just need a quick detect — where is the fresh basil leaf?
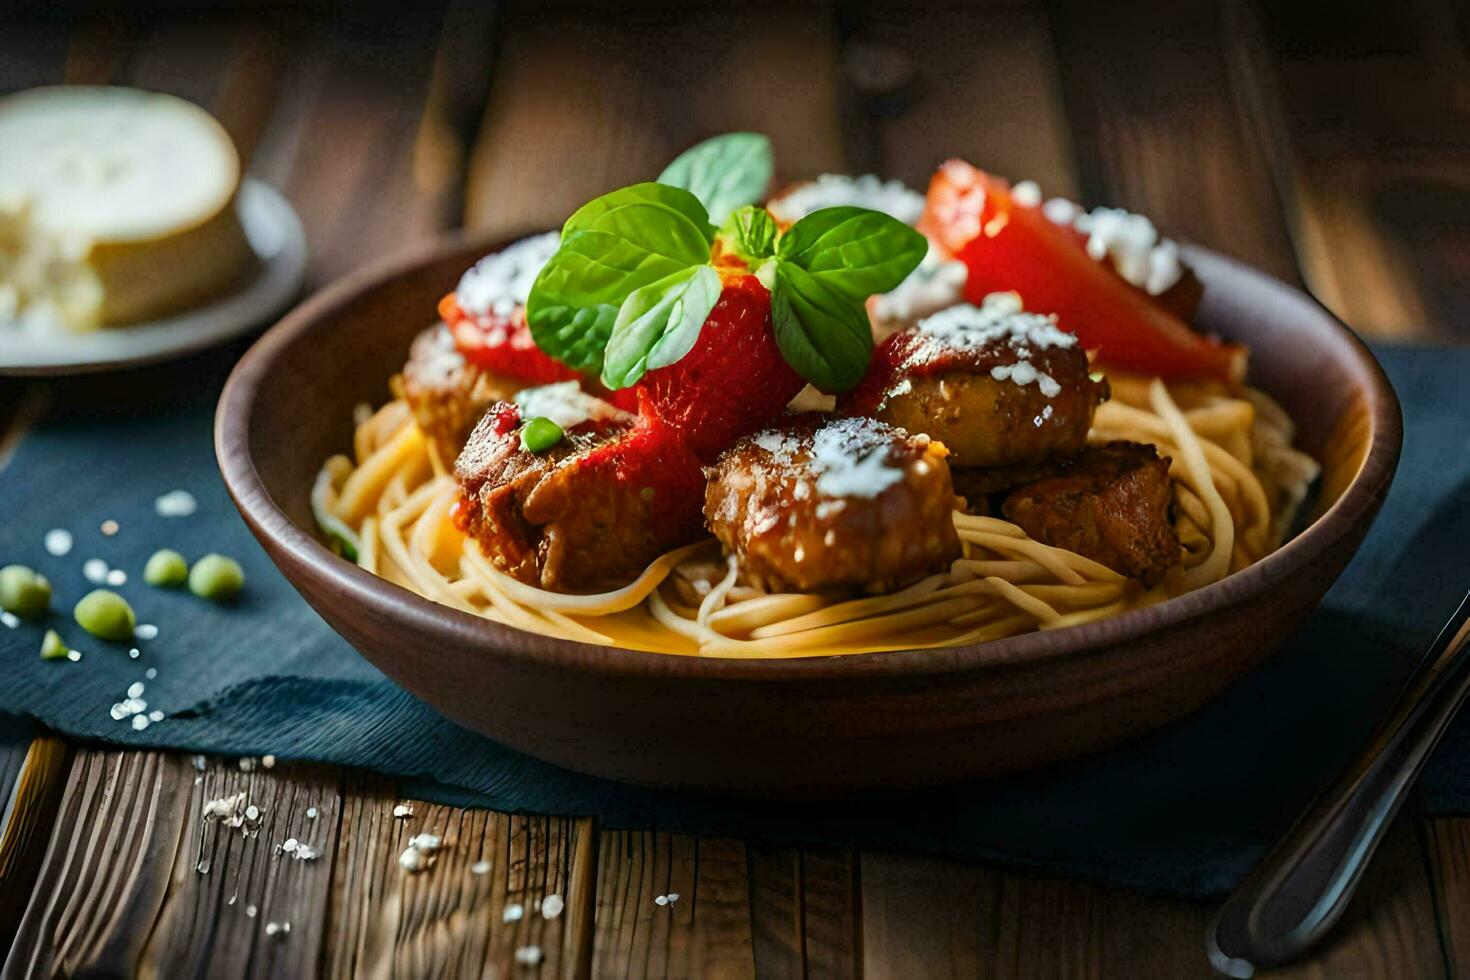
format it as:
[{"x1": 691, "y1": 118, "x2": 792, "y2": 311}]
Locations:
[
  {"x1": 720, "y1": 205, "x2": 778, "y2": 264},
  {"x1": 771, "y1": 261, "x2": 873, "y2": 392},
  {"x1": 776, "y1": 206, "x2": 927, "y2": 298},
  {"x1": 657, "y1": 133, "x2": 773, "y2": 224},
  {"x1": 526, "y1": 228, "x2": 691, "y2": 373},
  {"x1": 563, "y1": 182, "x2": 713, "y2": 245},
  {"x1": 602, "y1": 265, "x2": 722, "y2": 389}
]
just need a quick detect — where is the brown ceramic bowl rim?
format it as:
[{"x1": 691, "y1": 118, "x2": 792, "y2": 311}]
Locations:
[{"x1": 216, "y1": 230, "x2": 1403, "y2": 683}]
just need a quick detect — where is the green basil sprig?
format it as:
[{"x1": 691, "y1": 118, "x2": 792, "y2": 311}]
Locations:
[
  {"x1": 657, "y1": 133, "x2": 773, "y2": 224},
  {"x1": 527, "y1": 185, "x2": 925, "y2": 393},
  {"x1": 527, "y1": 183, "x2": 714, "y2": 375}
]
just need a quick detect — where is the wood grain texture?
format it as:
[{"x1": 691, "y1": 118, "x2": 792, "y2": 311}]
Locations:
[
  {"x1": 747, "y1": 844, "x2": 860, "y2": 979},
  {"x1": 0, "y1": 731, "x2": 68, "y2": 954},
  {"x1": 844, "y1": 0, "x2": 1081, "y2": 199},
  {"x1": 1424, "y1": 817, "x2": 1470, "y2": 976},
  {"x1": 1048, "y1": 0, "x2": 1299, "y2": 283},
  {"x1": 464, "y1": 1, "x2": 847, "y2": 236},
  {"x1": 326, "y1": 774, "x2": 597, "y2": 979},
  {"x1": 593, "y1": 831, "x2": 754, "y2": 978},
  {"x1": 1221, "y1": 0, "x2": 1470, "y2": 341},
  {"x1": 2, "y1": 750, "x2": 340, "y2": 979}
]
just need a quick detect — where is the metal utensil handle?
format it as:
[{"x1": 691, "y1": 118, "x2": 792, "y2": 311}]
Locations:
[{"x1": 1208, "y1": 592, "x2": 1470, "y2": 976}]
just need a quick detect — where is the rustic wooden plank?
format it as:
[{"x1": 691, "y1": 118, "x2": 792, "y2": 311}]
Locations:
[
  {"x1": 2, "y1": 750, "x2": 340, "y2": 979},
  {"x1": 1423, "y1": 817, "x2": 1470, "y2": 976},
  {"x1": 1259, "y1": 819, "x2": 1446, "y2": 979},
  {"x1": 592, "y1": 831, "x2": 754, "y2": 979},
  {"x1": 137, "y1": 756, "x2": 342, "y2": 979},
  {"x1": 1221, "y1": 0, "x2": 1469, "y2": 340},
  {"x1": 0, "y1": 731, "x2": 69, "y2": 954},
  {"x1": 860, "y1": 851, "x2": 1223, "y2": 978},
  {"x1": 845, "y1": 0, "x2": 1080, "y2": 198},
  {"x1": 746, "y1": 844, "x2": 861, "y2": 978},
  {"x1": 249, "y1": 7, "x2": 456, "y2": 285},
  {"x1": 1047, "y1": 0, "x2": 1300, "y2": 283},
  {"x1": 3, "y1": 750, "x2": 192, "y2": 978},
  {"x1": 860, "y1": 853, "x2": 993, "y2": 979},
  {"x1": 464, "y1": 2, "x2": 847, "y2": 236},
  {"x1": 123, "y1": 10, "x2": 287, "y2": 168},
  {"x1": 326, "y1": 774, "x2": 597, "y2": 978}
]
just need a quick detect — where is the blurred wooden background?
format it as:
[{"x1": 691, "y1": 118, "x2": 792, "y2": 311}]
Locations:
[{"x1": 1, "y1": 0, "x2": 1468, "y2": 975}]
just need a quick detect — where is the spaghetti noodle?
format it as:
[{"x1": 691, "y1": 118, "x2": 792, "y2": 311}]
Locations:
[{"x1": 315, "y1": 375, "x2": 1317, "y2": 658}]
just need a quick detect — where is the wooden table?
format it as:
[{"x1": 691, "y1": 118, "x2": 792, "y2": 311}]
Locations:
[{"x1": 2, "y1": 2, "x2": 1468, "y2": 975}]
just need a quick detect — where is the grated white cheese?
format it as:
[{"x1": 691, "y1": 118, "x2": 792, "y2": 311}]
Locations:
[
  {"x1": 455, "y1": 231, "x2": 560, "y2": 318},
  {"x1": 869, "y1": 243, "x2": 969, "y2": 329},
  {"x1": 1026, "y1": 187, "x2": 1183, "y2": 296},
  {"x1": 910, "y1": 293, "x2": 1076, "y2": 399},
  {"x1": 513, "y1": 381, "x2": 625, "y2": 430},
  {"x1": 768, "y1": 173, "x2": 925, "y2": 225},
  {"x1": 810, "y1": 417, "x2": 906, "y2": 499},
  {"x1": 415, "y1": 324, "x2": 467, "y2": 383},
  {"x1": 1010, "y1": 179, "x2": 1042, "y2": 207}
]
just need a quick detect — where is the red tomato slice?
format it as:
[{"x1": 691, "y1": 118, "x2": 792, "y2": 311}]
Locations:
[
  {"x1": 438, "y1": 294, "x2": 584, "y2": 387},
  {"x1": 920, "y1": 161, "x2": 1245, "y2": 382}
]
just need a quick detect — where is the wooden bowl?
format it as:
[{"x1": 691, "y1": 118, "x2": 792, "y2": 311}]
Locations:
[{"x1": 216, "y1": 232, "x2": 1401, "y2": 793}]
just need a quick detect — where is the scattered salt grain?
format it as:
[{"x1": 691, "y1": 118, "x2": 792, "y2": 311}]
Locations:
[
  {"x1": 245, "y1": 904, "x2": 258, "y2": 918},
  {"x1": 127, "y1": 681, "x2": 145, "y2": 699},
  {"x1": 203, "y1": 793, "x2": 245, "y2": 820},
  {"x1": 502, "y1": 903, "x2": 525, "y2": 922},
  {"x1": 306, "y1": 807, "x2": 318, "y2": 819},
  {"x1": 514, "y1": 945, "x2": 544, "y2": 966},
  {"x1": 136, "y1": 623, "x2": 158, "y2": 640},
  {"x1": 129, "y1": 648, "x2": 141, "y2": 659},
  {"x1": 409, "y1": 833, "x2": 442, "y2": 852},
  {"x1": 106, "y1": 569, "x2": 126, "y2": 587},
  {"x1": 261, "y1": 755, "x2": 276, "y2": 769},
  {"x1": 239, "y1": 757, "x2": 257, "y2": 772},
  {"x1": 148, "y1": 710, "x2": 163, "y2": 722},
  {"x1": 192, "y1": 755, "x2": 207, "y2": 771},
  {"x1": 1, "y1": 612, "x2": 17, "y2": 629},
  {"x1": 540, "y1": 894, "x2": 564, "y2": 919},
  {"x1": 145, "y1": 667, "x2": 157, "y2": 679},
  {"x1": 100, "y1": 519, "x2": 119, "y2": 536},
  {"x1": 282, "y1": 838, "x2": 299, "y2": 854},
  {"x1": 44, "y1": 528, "x2": 73, "y2": 556},
  {"x1": 66, "y1": 650, "x2": 81, "y2": 662},
  {"x1": 471, "y1": 860, "x2": 491, "y2": 875},
  {"x1": 155, "y1": 490, "x2": 198, "y2": 518},
  {"x1": 295, "y1": 844, "x2": 320, "y2": 861},
  {"x1": 392, "y1": 804, "x2": 412, "y2": 818},
  {"x1": 654, "y1": 894, "x2": 669, "y2": 907},
  {"x1": 264, "y1": 921, "x2": 290, "y2": 937},
  {"x1": 82, "y1": 558, "x2": 109, "y2": 584},
  {"x1": 131, "y1": 715, "x2": 149, "y2": 731},
  {"x1": 245, "y1": 805, "x2": 260, "y2": 821}
]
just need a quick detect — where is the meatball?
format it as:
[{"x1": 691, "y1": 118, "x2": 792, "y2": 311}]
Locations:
[
  {"x1": 1001, "y1": 441, "x2": 1180, "y2": 582},
  {"x1": 395, "y1": 324, "x2": 521, "y2": 465},
  {"x1": 455, "y1": 405, "x2": 706, "y2": 593},
  {"x1": 841, "y1": 293, "x2": 1109, "y2": 469},
  {"x1": 704, "y1": 415, "x2": 961, "y2": 594}
]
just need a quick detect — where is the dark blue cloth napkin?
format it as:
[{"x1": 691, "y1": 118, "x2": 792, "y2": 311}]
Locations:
[{"x1": 1, "y1": 345, "x2": 1466, "y2": 899}]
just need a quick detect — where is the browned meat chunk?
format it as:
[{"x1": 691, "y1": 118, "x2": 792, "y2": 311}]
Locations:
[
  {"x1": 705, "y1": 415, "x2": 961, "y2": 594},
  {"x1": 395, "y1": 324, "x2": 521, "y2": 465},
  {"x1": 1001, "y1": 441, "x2": 1180, "y2": 582},
  {"x1": 455, "y1": 405, "x2": 706, "y2": 593},
  {"x1": 843, "y1": 295, "x2": 1110, "y2": 469}
]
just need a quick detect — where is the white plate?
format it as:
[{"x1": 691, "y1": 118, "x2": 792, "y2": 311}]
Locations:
[{"x1": 0, "y1": 179, "x2": 308, "y2": 376}]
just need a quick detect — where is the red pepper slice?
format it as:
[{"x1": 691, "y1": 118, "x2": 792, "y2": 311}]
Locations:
[{"x1": 919, "y1": 161, "x2": 1245, "y2": 382}]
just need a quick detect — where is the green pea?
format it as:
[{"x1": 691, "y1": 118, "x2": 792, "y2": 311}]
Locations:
[
  {"x1": 144, "y1": 549, "x2": 190, "y2": 588},
  {"x1": 39, "y1": 629, "x2": 68, "y2": 660},
  {"x1": 73, "y1": 589, "x2": 135, "y2": 641},
  {"x1": 519, "y1": 416, "x2": 564, "y2": 454},
  {"x1": 189, "y1": 554, "x2": 244, "y2": 601},
  {"x1": 0, "y1": 565, "x2": 51, "y2": 620}
]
